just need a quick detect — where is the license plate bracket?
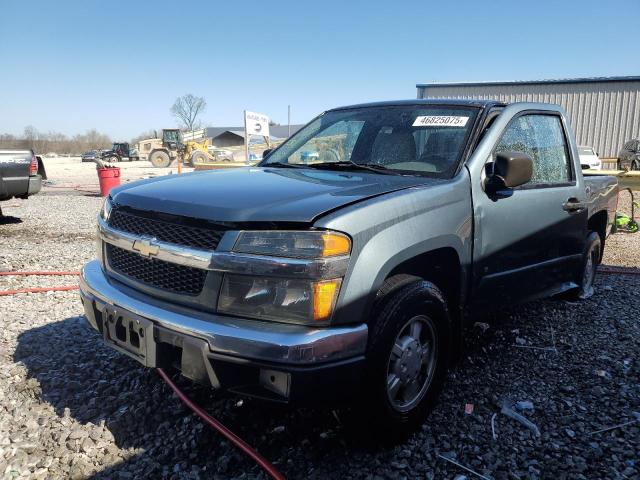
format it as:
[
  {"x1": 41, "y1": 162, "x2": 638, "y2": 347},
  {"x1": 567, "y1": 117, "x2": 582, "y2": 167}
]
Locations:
[{"x1": 102, "y1": 305, "x2": 156, "y2": 367}]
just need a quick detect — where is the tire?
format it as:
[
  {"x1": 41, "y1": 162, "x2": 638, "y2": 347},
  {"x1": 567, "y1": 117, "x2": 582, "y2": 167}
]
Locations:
[
  {"x1": 149, "y1": 150, "x2": 171, "y2": 168},
  {"x1": 357, "y1": 279, "x2": 450, "y2": 441},
  {"x1": 631, "y1": 160, "x2": 640, "y2": 171},
  {"x1": 190, "y1": 151, "x2": 208, "y2": 166},
  {"x1": 565, "y1": 231, "x2": 601, "y2": 300},
  {"x1": 108, "y1": 155, "x2": 118, "y2": 163}
]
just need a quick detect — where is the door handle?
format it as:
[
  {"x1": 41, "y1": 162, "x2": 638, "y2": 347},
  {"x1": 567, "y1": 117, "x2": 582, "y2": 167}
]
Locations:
[{"x1": 562, "y1": 198, "x2": 586, "y2": 214}]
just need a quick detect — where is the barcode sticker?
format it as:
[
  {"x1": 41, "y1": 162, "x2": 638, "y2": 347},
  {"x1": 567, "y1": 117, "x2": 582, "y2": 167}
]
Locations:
[{"x1": 413, "y1": 116, "x2": 469, "y2": 127}]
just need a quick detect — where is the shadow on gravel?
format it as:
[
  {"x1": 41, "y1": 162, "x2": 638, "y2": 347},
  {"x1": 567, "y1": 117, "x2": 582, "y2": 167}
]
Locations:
[
  {"x1": 13, "y1": 276, "x2": 640, "y2": 478},
  {"x1": 0, "y1": 214, "x2": 23, "y2": 224},
  {"x1": 14, "y1": 315, "x2": 384, "y2": 478}
]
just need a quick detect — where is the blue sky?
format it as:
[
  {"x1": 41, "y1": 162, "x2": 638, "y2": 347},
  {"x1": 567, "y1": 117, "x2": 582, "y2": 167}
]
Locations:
[{"x1": 1, "y1": 0, "x2": 637, "y2": 140}]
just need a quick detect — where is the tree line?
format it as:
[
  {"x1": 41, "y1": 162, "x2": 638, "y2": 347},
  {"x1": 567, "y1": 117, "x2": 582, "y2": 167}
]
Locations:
[
  {"x1": 0, "y1": 126, "x2": 112, "y2": 154},
  {"x1": 0, "y1": 95, "x2": 210, "y2": 154}
]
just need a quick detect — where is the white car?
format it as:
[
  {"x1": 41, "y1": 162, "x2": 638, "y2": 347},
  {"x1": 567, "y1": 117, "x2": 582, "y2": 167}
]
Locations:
[{"x1": 577, "y1": 146, "x2": 601, "y2": 170}]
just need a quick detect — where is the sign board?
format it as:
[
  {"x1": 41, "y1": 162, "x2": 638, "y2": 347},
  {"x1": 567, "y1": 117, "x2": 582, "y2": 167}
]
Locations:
[
  {"x1": 243, "y1": 110, "x2": 271, "y2": 165},
  {"x1": 244, "y1": 111, "x2": 270, "y2": 137}
]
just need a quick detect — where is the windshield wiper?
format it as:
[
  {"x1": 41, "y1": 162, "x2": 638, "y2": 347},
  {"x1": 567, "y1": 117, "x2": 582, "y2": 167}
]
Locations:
[
  {"x1": 305, "y1": 161, "x2": 404, "y2": 176},
  {"x1": 265, "y1": 162, "x2": 308, "y2": 169}
]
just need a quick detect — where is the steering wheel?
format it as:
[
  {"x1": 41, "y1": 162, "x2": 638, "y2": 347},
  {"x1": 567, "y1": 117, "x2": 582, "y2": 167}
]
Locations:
[
  {"x1": 419, "y1": 154, "x2": 449, "y2": 171},
  {"x1": 320, "y1": 149, "x2": 341, "y2": 162}
]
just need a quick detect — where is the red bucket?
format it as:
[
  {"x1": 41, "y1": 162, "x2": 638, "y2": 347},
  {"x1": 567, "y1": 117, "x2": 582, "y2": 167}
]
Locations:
[{"x1": 97, "y1": 167, "x2": 121, "y2": 196}]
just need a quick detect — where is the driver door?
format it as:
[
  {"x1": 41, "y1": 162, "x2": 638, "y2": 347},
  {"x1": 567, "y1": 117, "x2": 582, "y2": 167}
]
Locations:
[{"x1": 472, "y1": 112, "x2": 587, "y2": 307}]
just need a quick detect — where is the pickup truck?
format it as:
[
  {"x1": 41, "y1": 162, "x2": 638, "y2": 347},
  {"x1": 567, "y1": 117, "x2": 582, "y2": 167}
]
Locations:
[
  {"x1": 80, "y1": 100, "x2": 618, "y2": 437},
  {"x1": 0, "y1": 150, "x2": 46, "y2": 216}
]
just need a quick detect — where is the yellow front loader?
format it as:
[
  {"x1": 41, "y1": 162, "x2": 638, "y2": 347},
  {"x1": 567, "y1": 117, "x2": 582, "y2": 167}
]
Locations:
[{"x1": 183, "y1": 138, "x2": 214, "y2": 166}]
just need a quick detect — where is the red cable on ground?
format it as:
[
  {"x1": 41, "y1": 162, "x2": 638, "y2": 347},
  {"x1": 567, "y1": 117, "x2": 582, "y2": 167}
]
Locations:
[
  {"x1": 598, "y1": 266, "x2": 640, "y2": 275},
  {"x1": 0, "y1": 285, "x2": 79, "y2": 296},
  {"x1": 0, "y1": 271, "x2": 80, "y2": 276},
  {"x1": 156, "y1": 368, "x2": 286, "y2": 480},
  {"x1": 0, "y1": 271, "x2": 80, "y2": 296}
]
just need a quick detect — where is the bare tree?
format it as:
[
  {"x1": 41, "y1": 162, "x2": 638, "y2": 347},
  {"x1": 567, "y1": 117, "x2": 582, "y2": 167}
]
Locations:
[
  {"x1": 130, "y1": 129, "x2": 158, "y2": 145},
  {"x1": 171, "y1": 94, "x2": 206, "y2": 132},
  {"x1": 24, "y1": 125, "x2": 38, "y2": 150}
]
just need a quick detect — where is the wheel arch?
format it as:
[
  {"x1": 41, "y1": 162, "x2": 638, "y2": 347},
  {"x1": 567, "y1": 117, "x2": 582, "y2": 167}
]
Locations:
[
  {"x1": 339, "y1": 239, "x2": 467, "y2": 362},
  {"x1": 588, "y1": 210, "x2": 608, "y2": 262}
]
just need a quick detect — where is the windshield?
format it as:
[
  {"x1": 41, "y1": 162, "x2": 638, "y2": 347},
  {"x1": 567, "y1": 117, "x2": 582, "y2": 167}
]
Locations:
[
  {"x1": 578, "y1": 146, "x2": 595, "y2": 155},
  {"x1": 261, "y1": 105, "x2": 479, "y2": 177}
]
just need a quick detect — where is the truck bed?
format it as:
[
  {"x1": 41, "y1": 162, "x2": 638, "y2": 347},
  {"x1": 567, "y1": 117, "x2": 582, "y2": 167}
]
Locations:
[{"x1": 0, "y1": 150, "x2": 44, "y2": 202}]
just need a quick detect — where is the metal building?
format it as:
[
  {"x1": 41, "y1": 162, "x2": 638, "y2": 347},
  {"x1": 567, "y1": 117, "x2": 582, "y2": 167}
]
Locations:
[{"x1": 416, "y1": 76, "x2": 640, "y2": 158}]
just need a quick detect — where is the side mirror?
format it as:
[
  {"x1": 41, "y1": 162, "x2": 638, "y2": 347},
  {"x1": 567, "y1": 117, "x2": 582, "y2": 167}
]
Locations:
[
  {"x1": 485, "y1": 151, "x2": 533, "y2": 194},
  {"x1": 262, "y1": 148, "x2": 273, "y2": 159}
]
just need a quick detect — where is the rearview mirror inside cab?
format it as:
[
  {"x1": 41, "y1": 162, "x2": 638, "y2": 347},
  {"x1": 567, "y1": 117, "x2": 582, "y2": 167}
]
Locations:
[{"x1": 484, "y1": 151, "x2": 533, "y2": 195}]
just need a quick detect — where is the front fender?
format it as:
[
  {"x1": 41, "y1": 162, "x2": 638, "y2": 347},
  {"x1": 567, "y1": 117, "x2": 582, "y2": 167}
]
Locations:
[{"x1": 316, "y1": 172, "x2": 473, "y2": 325}]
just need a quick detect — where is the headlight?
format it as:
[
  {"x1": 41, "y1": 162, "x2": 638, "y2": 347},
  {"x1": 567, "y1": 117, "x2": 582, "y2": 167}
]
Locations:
[
  {"x1": 233, "y1": 230, "x2": 351, "y2": 258},
  {"x1": 218, "y1": 274, "x2": 341, "y2": 325},
  {"x1": 100, "y1": 196, "x2": 112, "y2": 221}
]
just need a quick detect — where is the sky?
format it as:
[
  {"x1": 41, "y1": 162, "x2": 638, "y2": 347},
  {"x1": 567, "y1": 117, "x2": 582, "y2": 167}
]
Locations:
[{"x1": 1, "y1": 0, "x2": 638, "y2": 140}]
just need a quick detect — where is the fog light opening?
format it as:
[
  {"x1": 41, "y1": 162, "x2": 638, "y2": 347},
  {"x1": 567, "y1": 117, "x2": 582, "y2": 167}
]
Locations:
[{"x1": 259, "y1": 369, "x2": 291, "y2": 398}]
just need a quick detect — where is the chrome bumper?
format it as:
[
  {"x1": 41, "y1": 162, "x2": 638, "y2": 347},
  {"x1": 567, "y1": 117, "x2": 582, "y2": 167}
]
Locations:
[{"x1": 79, "y1": 260, "x2": 368, "y2": 365}]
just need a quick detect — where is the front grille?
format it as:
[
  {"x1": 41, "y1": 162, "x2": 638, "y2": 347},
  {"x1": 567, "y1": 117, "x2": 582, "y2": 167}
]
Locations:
[
  {"x1": 108, "y1": 207, "x2": 223, "y2": 250},
  {"x1": 107, "y1": 244, "x2": 206, "y2": 296}
]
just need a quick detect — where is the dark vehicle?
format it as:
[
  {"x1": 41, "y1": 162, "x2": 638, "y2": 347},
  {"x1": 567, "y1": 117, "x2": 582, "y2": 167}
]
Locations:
[
  {"x1": 81, "y1": 150, "x2": 103, "y2": 162},
  {"x1": 80, "y1": 100, "x2": 618, "y2": 438},
  {"x1": 617, "y1": 139, "x2": 640, "y2": 170},
  {"x1": 0, "y1": 150, "x2": 46, "y2": 215},
  {"x1": 102, "y1": 142, "x2": 140, "y2": 163}
]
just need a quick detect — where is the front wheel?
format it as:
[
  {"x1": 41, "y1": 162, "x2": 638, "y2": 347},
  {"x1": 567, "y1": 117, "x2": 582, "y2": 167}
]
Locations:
[
  {"x1": 190, "y1": 151, "x2": 208, "y2": 166},
  {"x1": 108, "y1": 155, "x2": 118, "y2": 163},
  {"x1": 631, "y1": 160, "x2": 640, "y2": 171},
  {"x1": 359, "y1": 279, "x2": 450, "y2": 441}
]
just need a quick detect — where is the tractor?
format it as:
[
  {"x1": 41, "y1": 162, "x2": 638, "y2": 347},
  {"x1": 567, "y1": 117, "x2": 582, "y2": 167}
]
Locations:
[
  {"x1": 102, "y1": 142, "x2": 140, "y2": 162},
  {"x1": 136, "y1": 129, "x2": 217, "y2": 168}
]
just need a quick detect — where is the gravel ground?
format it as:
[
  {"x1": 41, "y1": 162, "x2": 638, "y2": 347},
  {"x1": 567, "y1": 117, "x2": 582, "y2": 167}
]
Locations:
[{"x1": 0, "y1": 179, "x2": 639, "y2": 479}]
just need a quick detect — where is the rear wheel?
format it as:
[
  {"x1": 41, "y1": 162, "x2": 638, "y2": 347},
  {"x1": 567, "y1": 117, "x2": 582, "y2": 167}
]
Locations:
[
  {"x1": 631, "y1": 160, "x2": 640, "y2": 171},
  {"x1": 149, "y1": 150, "x2": 171, "y2": 168},
  {"x1": 566, "y1": 231, "x2": 601, "y2": 300},
  {"x1": 357, "y1": 279, "x2": 450, "y2": 441}
]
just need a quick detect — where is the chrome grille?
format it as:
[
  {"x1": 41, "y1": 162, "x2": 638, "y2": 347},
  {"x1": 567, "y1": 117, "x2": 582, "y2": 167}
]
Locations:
[
  {"x1": 108, "y1": 207, "x2": 223, "y2": 250},
  {"x1": 106, "y1": 244, "x2": 206, "y2": 296}
]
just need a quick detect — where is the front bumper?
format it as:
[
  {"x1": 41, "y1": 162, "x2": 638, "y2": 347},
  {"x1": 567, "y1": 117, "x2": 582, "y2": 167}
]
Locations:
[{"x1": 79, "y1": 260, "x2": 368, "y2": 403}]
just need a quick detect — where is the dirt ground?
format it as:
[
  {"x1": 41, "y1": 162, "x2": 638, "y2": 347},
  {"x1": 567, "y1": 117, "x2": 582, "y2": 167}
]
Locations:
[{"x1": 0, "y1": 161, "x2": 638, "y2": 479}]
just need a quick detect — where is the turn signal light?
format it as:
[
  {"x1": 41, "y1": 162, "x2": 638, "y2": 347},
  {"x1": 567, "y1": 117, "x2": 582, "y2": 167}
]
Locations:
[
  {"x1": 312, "y1": 278, "x2": 341, "y2": 321},
  {"x1": 321, "y1": 232, "x2": 351, "y2": 257}
]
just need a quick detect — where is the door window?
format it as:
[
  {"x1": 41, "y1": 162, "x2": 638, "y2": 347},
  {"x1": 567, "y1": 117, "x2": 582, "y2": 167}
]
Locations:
[{"x1": 495, "y1": 114, "x2": 571, "y2": 186}]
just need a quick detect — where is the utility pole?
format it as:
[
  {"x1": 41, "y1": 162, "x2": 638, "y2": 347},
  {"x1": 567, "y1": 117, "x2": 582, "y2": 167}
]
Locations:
[{"x1": 288, "y1": 105, "x2": 291, "y2": 137}]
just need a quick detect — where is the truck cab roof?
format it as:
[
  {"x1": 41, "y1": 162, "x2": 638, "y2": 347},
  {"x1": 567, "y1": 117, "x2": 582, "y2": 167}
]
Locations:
[{"x1": 328, "y1": 99, "x2": 506, "y2": 112}]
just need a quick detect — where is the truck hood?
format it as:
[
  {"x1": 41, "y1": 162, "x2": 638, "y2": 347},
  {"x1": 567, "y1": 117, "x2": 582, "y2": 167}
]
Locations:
[{"x1": 111, "y1": 167, "x2": 438, "y2": 223}]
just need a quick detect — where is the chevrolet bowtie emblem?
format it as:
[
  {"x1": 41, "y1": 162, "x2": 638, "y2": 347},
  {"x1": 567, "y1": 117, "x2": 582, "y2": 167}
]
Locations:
[{"x1": 132, "y1": 239, "x2": 160, "y2": 258}]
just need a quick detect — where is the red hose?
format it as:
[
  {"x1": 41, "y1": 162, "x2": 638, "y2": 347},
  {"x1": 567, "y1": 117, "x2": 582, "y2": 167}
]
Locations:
[
  {"x1": 0, "y1": 270, "x2": 80, "y2": 296},
  {"x1": 0, "y1": 271, "x2": 80, "y2": 276},
  {"x1": 0, "y1": 285, "x2": 79, "y2": 296},
  {"x1": 156, "y1": 368, "x2": 285, "y2": 480},
  {"x1": 598, "y1": 266, "x2": 640, "y2": 275}
]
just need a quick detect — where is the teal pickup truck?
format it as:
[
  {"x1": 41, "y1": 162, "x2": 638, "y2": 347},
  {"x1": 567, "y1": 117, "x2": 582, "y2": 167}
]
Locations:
[{"x1": 81, "y1": 100, "x2": 618, "y2": 437}]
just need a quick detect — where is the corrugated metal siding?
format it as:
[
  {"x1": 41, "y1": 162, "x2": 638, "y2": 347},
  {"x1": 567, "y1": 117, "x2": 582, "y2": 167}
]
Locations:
[{"x1": 417, "y1": 81, "x2": 640, "y2": 157}]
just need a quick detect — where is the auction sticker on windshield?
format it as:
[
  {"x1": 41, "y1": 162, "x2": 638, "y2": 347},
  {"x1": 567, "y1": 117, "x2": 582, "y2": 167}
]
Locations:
[{"x1": 413, "y1": 116, "x2": 469, "y2": 127}]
